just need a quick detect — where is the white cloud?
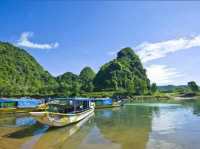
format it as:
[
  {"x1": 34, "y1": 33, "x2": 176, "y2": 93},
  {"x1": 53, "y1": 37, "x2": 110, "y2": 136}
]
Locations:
[
  {"x1": 136, "y1": 36, "x2": 200, "y2": 63},
  {"x1": 106, "y1": 36, "x2": 200, "y2": 84},
  {"x1": 146, "y1": 65, "x2": 184, "y2": 85},
  {"x1": 17, "y1": 32, "x2": 59, "y2": 49},
  {"x1": 107, "y1": 35, "x2": 200, "y2": 62}
]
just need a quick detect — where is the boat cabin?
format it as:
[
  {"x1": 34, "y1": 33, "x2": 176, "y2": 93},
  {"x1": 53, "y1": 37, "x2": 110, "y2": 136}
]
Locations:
[
  {"x1": 92, "y1": 98, "x2": 113, "y2": 106},
  {"x1": 47, "y1": 98, "x2": 93, "y2": 114}
]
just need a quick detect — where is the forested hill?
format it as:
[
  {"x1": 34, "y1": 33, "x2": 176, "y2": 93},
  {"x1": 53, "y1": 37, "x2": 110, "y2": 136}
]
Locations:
[
  {"x1": 93, "y1": 47, "x2": 150, "y2": 94},
  {"x1": 0, "y1": 42, "x2": 150, "y2": 97},
  {"x1": 0, "y1": 42, "x2": 57, "y2": 96}
]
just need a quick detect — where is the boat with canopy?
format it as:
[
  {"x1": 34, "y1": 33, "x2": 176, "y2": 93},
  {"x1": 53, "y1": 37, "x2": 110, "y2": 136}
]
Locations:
[
  {"x1": 91, "y1": 98, "x2": 123, "y2": 109},
  {"x1": 0, "y1": 98, "x2": 45, "y2": 113},
  {"x1": 30, "y1": 98, "x2": 95, "y2": 127}
]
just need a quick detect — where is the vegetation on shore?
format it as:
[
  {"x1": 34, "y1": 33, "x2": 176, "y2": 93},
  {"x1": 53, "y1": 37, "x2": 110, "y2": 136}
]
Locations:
[{"x1": 157, "y1": 81, "x2": 200, "y2": 99}]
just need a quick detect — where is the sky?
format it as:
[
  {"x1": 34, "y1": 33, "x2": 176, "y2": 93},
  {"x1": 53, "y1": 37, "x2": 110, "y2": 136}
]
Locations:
[{"x1": 0, "y1": 1, "x2": 200, "y2": 85}]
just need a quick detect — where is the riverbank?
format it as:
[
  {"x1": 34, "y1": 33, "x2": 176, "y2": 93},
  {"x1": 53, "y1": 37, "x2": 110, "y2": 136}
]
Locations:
[{"x1": 1, "y1": 92, "x2": 200, "y2": 102}]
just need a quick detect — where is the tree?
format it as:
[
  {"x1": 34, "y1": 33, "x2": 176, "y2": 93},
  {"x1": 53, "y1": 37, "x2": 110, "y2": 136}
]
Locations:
[
  {"x1": 151, "y1": 83, "x2": 157, "y2": 94},
  {"x1": 188, "y1": 81, "x2": 199, "y2": 92}
]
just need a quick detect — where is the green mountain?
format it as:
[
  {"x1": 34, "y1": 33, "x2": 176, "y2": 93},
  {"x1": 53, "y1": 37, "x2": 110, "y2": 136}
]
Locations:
[
  {"x1": 56, "y1": 72, "x2": 81, "y2": 96},
  {"x1": 0, "y1": 42, "x2": 150, "y2": 97},
  {"x1": 0, "y1": 42, "x2": 57, "y2": 97},
  {"x1": 79, "y1": 67, "x2": 96, "y2": 92},
  {"x1": 55, "y1": 67, "x2": 96, "y2": 96},
  {"x1": 93, "y1": 47, "x2": 150, "y2": 95}
]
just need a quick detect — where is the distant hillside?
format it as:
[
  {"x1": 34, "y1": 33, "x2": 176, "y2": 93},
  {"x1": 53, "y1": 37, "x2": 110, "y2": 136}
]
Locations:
[
  {"x1": 56, "y1": 72, "x2": 81, "y2": 96},
  {"x1": 79, "y1": 67, "x2": 96, "y2": 92},
  {"x1": 93, "y1": 47, "x2": 150, "y2": 95},
  {"x1": 0, "y1": 42, "x2": 57, "y2": 96},
  {"x1": 158, "y1": 85, "x2": 188, "y2": 92}
]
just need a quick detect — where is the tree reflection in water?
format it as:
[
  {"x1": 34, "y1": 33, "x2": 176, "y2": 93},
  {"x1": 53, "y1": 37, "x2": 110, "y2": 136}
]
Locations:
[{"x1": 94, "y1": 106, "x2": 158, "y2": 149}]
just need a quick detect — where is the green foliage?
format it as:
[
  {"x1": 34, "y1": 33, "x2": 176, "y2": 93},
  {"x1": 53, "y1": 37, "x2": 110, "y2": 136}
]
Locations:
[
  {"x1": 151, "y1": 83, "x2": 157, "y2": 94},
  {"x1": 0, "y1": 42, "x2": 58, "y2": 97},
  {"x1": 79, "y1": 67, "x2": 95, "y2": 92},
  {"x1": 0, "y1": 43, "x2": 151, "y2": 97},
  {"x1": 188, "y1": 81, "x2": 199, "y2": 92},
  {"x1": 93, "y1": 47, "x2": 149, "y2": 95},
  {"x1": 56, "y1": 72, "x2": 81, "y2": 97}
]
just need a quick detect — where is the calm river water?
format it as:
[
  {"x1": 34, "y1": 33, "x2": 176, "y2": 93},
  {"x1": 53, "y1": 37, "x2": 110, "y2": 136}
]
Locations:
[{"x1": 1, "y1": 100, "x2": 200, "y2": 149}]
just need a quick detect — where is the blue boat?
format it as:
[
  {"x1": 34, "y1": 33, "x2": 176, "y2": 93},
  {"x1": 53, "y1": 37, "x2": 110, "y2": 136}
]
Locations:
[
  {"x1": 0, "y1": 98, "x2": 44, "y2": 113},
  {"x1": 91, "y1": 98, "x2": 122, "y2": 109}
]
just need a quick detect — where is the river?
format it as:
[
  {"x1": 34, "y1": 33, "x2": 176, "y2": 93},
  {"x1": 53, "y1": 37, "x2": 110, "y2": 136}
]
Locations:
[{"x1": 0, "y1": 99, "x2": 200, "y2": 149}]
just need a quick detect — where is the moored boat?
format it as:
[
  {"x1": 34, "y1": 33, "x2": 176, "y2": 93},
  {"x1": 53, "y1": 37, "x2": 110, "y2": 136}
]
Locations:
[
  {"x1": 30, "y1": 98, "x2": 95, "y2": 127},
  {"x1": 92, "y1": 98, "x2": 123, "y2": 109},
  {"x1": 0, "y1": 98, "x2": 45, "y2": 114}
]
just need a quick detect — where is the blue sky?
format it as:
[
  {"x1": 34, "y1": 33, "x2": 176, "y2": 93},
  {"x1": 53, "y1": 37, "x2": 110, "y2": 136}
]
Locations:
[{"x1": 1, "y1": 1, "x2": 200, "y2": 85}]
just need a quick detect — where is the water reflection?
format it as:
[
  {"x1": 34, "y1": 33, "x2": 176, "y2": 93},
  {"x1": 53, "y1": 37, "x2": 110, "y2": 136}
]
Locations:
[
  {"x1": 93, "y1": 106, "x2": 157, "y2": 149},
  {"x1": 147, "y1": 102, "x2": 200, "y2": 149},
  {"x1": 1, "y1": 101, "x2": 200, "y2": 149},
  {"x1": 31, "y1": 113, "x2": 94, "y2": 149},
  {"x1": 180, "y1": 99, "x2": 200, "y2": 116},
  {"x1": 0, "y1": 113, "x2": 36, "y2": 127}
]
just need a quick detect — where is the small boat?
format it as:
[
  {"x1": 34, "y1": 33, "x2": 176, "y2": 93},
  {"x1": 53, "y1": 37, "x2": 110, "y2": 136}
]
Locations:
[
  {"x1": 30, "y1": 98, "x2": 95, "y2": 127},
  {"x1": 0, "y1": 99, "x2": 45, "y2": 114},
  {"x1": 92, "y1": 98, "x2": 123, "y2": 109}
]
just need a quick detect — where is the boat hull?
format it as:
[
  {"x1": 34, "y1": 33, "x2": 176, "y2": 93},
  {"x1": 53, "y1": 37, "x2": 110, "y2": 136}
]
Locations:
[
  {"x1": 30, "y1": 108, "x2": 94, "y2": 127},
  {"x1": 0, "y1": 107, "x2": 44, "y2": 114}
]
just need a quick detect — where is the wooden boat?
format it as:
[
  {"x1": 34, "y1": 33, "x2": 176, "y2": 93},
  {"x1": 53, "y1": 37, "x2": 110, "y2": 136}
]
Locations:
[{"x1": 30, "y1": 99, "x2": 95, "y2": 127}]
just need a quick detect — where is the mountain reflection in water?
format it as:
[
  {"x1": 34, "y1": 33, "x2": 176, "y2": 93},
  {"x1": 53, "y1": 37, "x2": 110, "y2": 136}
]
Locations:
[{"x1": 0, "y1": 100, "x2": 200, "y2": 149}]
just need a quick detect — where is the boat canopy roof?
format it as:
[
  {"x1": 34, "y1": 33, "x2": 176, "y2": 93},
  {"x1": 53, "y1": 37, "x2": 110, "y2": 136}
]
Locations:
[
  {"x1": 49, "y1": 98, "x2": 92, "y2": 105},
  {"x1": 0, "y1": 99, "x2": 17, "y2": 103},
  {"x1": 55, "y1": 97, "x2": 91, "y2": 101},
  {"x1": 54, "y1": 97, "x2": 112, "y2": 101},
  {"x1": 91, "y1": 98, "x2": 112, "y2": 101}
]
